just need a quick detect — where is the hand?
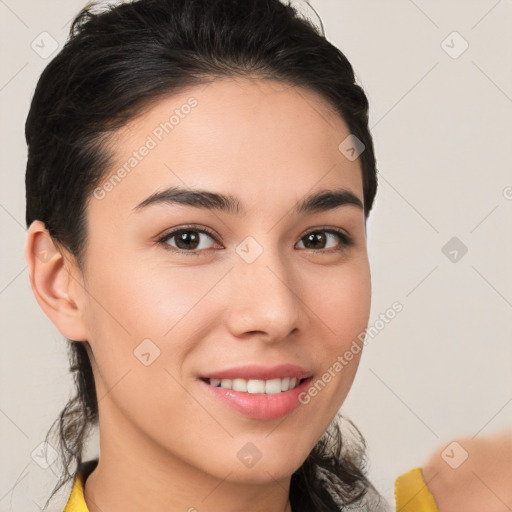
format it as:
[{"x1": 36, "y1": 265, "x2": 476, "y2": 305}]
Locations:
[{"x1": 422, "y1": 429, "x2": 512, "y2": 512}]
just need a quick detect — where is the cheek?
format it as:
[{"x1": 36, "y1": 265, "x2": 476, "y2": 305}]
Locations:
[
  {"x1": 310, "y1": 257, "x2": 372, "y2": 346},
  {"x1": 298, "y1": 258, "x2": 371, "y2": 412},
  {"x1": 80, "y1": 256, "x2": 216, "y2": 430},
  {"x1": 86, "y1": 255, "x2": 219, "y2": 339},
  {"x1": 81, "y1": 253, "x2": 228, "y2": 397}
]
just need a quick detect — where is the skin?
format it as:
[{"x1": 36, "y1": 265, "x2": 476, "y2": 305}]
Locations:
[
  {"x1": 25, "y1": 77, "x2": 371, "y2": 512},
  {"x1": 423, "y1": 429, "x2": 512, "y2": 512}
]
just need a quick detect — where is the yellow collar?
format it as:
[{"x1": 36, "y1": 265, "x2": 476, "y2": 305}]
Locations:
[
  {"x1": 395, "y1": 467, "x2": 440, "y2": 512},
  {"x1": 63, "y1": 459, "x2": 98, "y2": 512}
]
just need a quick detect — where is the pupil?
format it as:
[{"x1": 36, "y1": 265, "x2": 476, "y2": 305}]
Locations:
[
  {"x1": 177, "y1": 231, "x2": 198, "y2": 250},
  {"x1": 306, "y1": 232, "x2": 325, "y2": 249}
]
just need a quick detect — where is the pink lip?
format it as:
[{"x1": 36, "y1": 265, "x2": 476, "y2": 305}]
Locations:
[
  {"x1": 198, "y1": 376, "x2": 313, "y2": 420},
  {"x1": 199, "y1": 363, "x2": 313, "y2": 381}
]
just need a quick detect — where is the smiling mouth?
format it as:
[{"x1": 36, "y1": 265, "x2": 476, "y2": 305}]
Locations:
[
  {"x1": 201, "y1": 376, "x2": 308, "y2": 394},
  {"x1": 199, "y1": 375, "x2": 314, "y2": 420}
]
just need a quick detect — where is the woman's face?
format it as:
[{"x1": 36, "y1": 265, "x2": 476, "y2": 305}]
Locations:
[{"x1": 72, "y1": 77, "x2": 371, "y2": 483}]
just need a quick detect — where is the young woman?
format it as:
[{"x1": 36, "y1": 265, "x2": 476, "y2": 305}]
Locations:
[{"x1": 24, "y1": 0, "x2": 439, "y2": 510}]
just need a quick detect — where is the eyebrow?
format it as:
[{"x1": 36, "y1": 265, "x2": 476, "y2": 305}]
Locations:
[{"x1": 132, "y1": 186, "x2": 363, "y2": 216}]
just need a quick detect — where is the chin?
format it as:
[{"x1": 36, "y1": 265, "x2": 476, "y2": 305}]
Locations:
[
  {"x1": 231, "y1": 445, "x2": 310, "y2": 484},
  {"x1": 222, "y1": 462, "x2": 303, "y2": 485}
]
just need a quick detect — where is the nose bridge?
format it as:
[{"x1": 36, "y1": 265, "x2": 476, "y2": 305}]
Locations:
[{"x1": 226, "y1": 235, "x2": 302, "y2": 339}]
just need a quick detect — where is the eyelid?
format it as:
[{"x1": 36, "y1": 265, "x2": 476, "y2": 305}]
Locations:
[
  {"x1": 156, "y1": 224, "x2": 220, "y2": 250},
  {"x1": 156, "y1": 224, "x2": 354, "y2": 254},
  {"x1": 299, "y1": 226, "x2": 354, "y2": 249},
  {"x1": 301, "y1": 225, "x2": 352, "y2": 240}
]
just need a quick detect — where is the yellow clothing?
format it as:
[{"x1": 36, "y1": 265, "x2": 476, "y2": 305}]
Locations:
[
  {"x1": 64, "y1": 459, "x2": 98, "y2": 512},
  {"x1": 394, "y1": 467, "x2": 440, "y2": 512},
  {"x1": 63, "y1": 460, "x2": 439, "y2": 511}
]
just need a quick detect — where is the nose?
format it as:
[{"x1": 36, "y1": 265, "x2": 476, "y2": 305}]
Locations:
[{"x1": 224, "y1": 243, "x2": 303, "y2": 343}]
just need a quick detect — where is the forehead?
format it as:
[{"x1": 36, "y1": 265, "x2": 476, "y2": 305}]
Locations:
[{"x1": 92, "y1": 77, "x2": 363, "y2": 221}]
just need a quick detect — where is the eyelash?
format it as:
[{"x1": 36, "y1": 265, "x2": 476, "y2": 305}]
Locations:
[{"x1": 156, "y1": 224, "x2": 354, "y2": 256}]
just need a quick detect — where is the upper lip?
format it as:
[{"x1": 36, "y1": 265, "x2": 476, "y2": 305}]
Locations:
[{"x1": 200, "y1": 364, "x2": 313, "y2": 381}]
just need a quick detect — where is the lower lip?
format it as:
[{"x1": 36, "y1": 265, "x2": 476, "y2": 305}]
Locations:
[{"x1": 198, "y1": 377, "x2": 313, "y2": 420}]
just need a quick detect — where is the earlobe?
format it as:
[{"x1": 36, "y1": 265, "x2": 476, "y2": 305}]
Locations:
[{"x1": 25, "y1": 220, "x2": 88, "y2": 342}]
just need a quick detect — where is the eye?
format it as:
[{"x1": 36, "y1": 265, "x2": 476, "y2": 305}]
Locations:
[
  {"x1": 157, "y1": 226, "x2": 220, "y2": 255},
  {"x1": 296, "y1": 228, "x2": 354, "y2": 252},
  {"x1": 157, "y1": 225, "x2": 354, "y2": 256}
]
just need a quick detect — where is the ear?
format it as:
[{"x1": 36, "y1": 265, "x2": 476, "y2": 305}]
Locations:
[{"x1": 25, "y1": 220, "x2": 88, "y2": 342}]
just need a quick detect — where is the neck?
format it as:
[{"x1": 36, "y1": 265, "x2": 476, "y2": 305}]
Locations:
[{"x1": 83, "y1": 405, "x2": 293, "y2": 512}]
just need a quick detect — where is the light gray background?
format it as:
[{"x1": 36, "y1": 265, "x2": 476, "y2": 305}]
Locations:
[{"x1": 1, "y1": 0, "x2": 511, "y2": 510}]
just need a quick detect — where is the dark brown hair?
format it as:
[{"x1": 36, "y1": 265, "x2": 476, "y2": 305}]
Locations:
[{"x1": 25, "y1": 1, "x2": 383, "y2": 510}]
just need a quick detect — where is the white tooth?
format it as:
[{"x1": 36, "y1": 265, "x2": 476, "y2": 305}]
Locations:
[
  {"x1": 232, "y1": 378, "x2": 248, "y2": 392},
  {"x1": 220, "y1": 379, "x2": 233, "y2": 390},
  {"x1": 211, "y1": 377, "x2": 301, "y2": 393},
  {"x1": 265, "y1": 378, "x2": 282, "y2": 394},
  {"x1": 247, "y1": 379, "x2": 265, "y2": 393}
]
